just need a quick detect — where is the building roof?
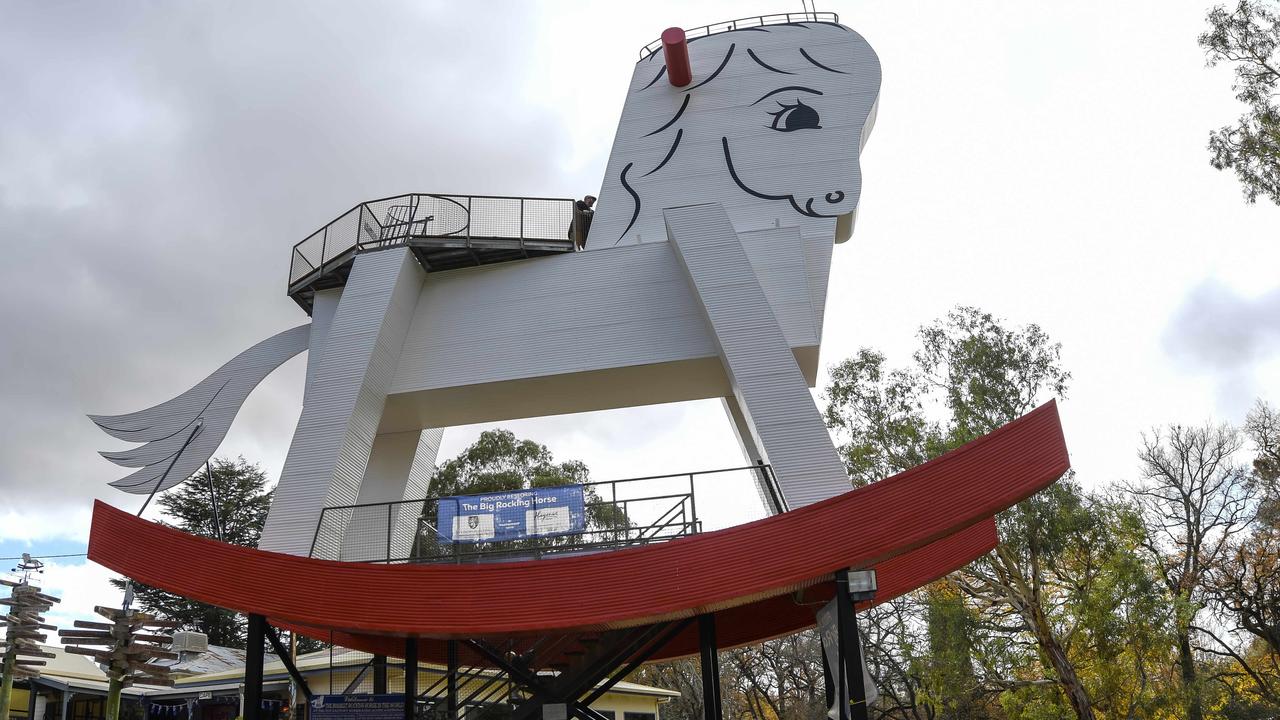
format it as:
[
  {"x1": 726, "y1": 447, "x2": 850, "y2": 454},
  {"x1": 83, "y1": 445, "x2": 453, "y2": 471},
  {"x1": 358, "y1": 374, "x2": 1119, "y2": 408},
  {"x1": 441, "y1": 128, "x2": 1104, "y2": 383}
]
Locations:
[
  {"x1": 28, "y1": 644, "x2": 169, "y2": 697},
  {"x1": 162, "y1": 644, "x2": 252, "y2": 677}
]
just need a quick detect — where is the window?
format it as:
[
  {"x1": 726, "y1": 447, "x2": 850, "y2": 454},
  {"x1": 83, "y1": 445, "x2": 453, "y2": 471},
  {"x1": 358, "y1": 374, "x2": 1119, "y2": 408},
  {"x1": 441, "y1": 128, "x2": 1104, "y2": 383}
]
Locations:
[{"x1": 624, "y1": 713, "x2": 655, "y2": 720}]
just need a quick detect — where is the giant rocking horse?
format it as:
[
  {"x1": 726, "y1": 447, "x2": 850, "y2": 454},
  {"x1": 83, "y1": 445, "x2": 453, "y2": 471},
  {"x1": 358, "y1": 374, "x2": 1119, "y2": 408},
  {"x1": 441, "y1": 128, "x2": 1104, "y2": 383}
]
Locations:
[{"x1": 86, "y1": 12, "x2": 1069, "y2": 720}]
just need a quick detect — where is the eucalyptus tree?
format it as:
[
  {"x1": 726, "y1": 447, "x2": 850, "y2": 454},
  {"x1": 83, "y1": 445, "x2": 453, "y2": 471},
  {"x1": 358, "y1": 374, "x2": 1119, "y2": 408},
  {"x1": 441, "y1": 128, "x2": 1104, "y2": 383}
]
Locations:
[
  {"x1": 824, "y1": 306, "x2": 1099, "y2": 720},
  {"x1": 1200, "y1": 0, "x2": 1280, "y2": 205},
  {"x1": 1123, "y1": 423, "x2": 1259, "y2": 720},
  {"x1": 109, "y1": 457, "x2": 272, "y2": 648}
]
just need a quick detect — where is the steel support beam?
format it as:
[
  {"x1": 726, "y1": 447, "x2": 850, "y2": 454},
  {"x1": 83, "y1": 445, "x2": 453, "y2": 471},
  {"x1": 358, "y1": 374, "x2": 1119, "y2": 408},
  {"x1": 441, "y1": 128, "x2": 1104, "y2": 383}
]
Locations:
[
  {"x1": 265, "y1": 624, "x2": 314, "y2": 702},
  {"x1": 698, "y1": 615, "x2": 723, "y2": 720},
  {"x1": 446, "y1": 641, "x2": 458, "y2": 720},
  {"x1": 404, "y1": 639, "x2": 418, "y2": 720},
  {"x1": 581, "y1": 620, "x2": 693, "y2": 707},
  {"x1": 834, "y1": 571, "x2": 869, "y2": 720},
  {"x1": 373, "y1": 655, "x2": 388, "y2": 695},
  {"x1": 245, "y1": 614, "x2": 266, "y2": 720}
]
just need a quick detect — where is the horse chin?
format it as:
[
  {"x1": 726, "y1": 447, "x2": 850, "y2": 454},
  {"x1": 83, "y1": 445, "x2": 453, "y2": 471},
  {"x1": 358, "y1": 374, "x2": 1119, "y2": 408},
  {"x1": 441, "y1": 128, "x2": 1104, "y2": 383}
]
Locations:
[{"x1": 793, "y1": 195, "x2": 855, "y2": 219}]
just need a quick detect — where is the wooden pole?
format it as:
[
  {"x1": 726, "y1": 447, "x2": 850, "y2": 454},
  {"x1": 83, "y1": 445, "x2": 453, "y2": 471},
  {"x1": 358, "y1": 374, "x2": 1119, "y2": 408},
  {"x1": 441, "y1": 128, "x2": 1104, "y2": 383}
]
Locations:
[
  {"x1": 0, "y1": 649, "x2": 15, "y2": 720},
  {"x1": 104, "y1": 676, "x2": 124, "y2": 720}
]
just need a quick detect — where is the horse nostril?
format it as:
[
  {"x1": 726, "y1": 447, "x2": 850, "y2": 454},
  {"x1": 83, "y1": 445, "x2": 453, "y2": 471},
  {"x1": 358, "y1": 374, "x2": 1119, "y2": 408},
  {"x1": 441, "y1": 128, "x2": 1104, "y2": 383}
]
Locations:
[{"x1": 825, "y1": 191, "x2": 845, "y2": 204}]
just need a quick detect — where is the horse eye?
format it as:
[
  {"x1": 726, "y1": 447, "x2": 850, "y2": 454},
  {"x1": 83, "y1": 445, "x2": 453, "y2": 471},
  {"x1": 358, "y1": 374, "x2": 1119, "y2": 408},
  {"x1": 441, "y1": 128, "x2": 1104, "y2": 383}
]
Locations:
[{"x1": 767, "y1": 100, "x2": 822, "y2": 132}]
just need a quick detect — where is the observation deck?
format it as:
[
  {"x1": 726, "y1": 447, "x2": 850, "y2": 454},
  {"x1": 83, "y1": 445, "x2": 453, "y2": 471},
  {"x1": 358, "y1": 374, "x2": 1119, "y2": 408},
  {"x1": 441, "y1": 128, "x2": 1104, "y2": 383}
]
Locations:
[
  {"x1": 309, "y1": 464, "x2": 786, "y2": 565},
  {"x1": 287, "y1": 193, "x2": 576, "y2": 312}
]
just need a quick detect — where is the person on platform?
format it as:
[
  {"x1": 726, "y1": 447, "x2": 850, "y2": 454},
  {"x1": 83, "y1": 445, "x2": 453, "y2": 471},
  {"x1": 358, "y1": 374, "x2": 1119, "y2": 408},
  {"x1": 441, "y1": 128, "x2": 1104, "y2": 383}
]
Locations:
[{"x1": 569, "y1": 195, "x2": 595, "y2": 250}]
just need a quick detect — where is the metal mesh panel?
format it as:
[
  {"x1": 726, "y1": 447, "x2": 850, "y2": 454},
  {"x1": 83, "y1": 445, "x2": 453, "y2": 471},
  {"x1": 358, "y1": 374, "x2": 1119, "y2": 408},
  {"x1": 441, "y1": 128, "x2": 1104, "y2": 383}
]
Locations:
[
  {"x1": 467, "y1": 197, "x2": 521, "y2": 238},
  {"x1": 522, "y1": 199, "x2": 575, "y2": 241},
  {"x1": 325, "y1": 205, "x2": 362, "y2": 262},
  {"x1": 290, "y1": 229, "x2": 326, "y2": 284},
  {"x1": 340, "y1": 504, "x2": 393, "y2": 562},
  {"x1": 391, "y1": 499, "x2": 427, "y2": 561},
  {"x1": 419, "y1": 195, "x2": 472, "y2": 237},
  {"x1": 310, "y1": 507, "x2": 354, "y2": 561}
]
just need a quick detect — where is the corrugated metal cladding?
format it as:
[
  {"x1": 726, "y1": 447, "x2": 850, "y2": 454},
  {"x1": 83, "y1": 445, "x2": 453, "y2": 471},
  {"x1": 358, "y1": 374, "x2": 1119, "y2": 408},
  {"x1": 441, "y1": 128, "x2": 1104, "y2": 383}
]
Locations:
[
  {"x1": 338, "y1": 427, "x2": 444, "y2": 562},
  {"x1": 666, "y1": 204, "x2": 852, "y2": 509},
  {"x1": 88, "y1": 401, "x2": 1068, "y2": 655},
  {"x1": 279, "y1": 518, "x2": 995, "y2": 665},
  {"x1": 259, "y1": 248, "x2": 425, "y2": 557},
  {"x1": 388, "y1": 231, "x2": 819, "y2": 396}
]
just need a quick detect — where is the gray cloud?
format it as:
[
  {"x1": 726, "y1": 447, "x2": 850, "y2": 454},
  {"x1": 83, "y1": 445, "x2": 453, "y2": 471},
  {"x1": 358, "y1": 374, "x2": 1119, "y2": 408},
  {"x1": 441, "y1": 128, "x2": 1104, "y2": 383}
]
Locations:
[
  {"x1": 1163, "y1": 279, "x2": 1280, "y2": 411},
  {"x1": 0, "y1": 2, "x2": 581, "y2": 513}
]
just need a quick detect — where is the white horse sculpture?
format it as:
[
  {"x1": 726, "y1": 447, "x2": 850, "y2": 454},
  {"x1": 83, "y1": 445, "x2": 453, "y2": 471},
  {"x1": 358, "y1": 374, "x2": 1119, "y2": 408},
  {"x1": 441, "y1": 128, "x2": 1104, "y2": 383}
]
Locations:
[{"x1": 91, "y1": 17, "x2": 883, "y2": 560}]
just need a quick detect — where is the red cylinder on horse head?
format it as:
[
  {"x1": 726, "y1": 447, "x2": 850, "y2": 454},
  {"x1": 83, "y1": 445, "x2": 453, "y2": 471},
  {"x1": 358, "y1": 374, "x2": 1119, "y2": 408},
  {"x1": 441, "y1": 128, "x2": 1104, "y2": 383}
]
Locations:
[{"x1": 661, "y1": 27, "x2": 692, "y2": 87}]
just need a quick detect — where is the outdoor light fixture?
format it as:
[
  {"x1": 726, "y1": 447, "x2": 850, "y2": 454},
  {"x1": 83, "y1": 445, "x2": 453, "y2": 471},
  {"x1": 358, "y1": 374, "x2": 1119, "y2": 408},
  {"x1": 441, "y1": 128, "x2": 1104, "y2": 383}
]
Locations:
[{"x1": 846, "y1": 569, "x2": 877, "y2": 602}]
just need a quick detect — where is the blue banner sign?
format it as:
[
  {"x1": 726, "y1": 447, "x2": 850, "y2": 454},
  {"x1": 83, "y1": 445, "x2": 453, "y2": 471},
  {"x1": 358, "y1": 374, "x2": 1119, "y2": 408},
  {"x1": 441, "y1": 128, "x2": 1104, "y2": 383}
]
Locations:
[
  {"x1": 310, "y1": 695, "x2": 403, "y2": 720},
  {"x1": 436, "y1": 485, "x2": 586, "y2": 543}
]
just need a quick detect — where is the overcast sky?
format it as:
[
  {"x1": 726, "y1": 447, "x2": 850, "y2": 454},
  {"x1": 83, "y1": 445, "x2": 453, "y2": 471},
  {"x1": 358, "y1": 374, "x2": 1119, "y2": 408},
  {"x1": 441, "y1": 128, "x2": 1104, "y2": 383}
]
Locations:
[{"x1": 1, "y1": 1, "x2": 1278, "y2": 628}]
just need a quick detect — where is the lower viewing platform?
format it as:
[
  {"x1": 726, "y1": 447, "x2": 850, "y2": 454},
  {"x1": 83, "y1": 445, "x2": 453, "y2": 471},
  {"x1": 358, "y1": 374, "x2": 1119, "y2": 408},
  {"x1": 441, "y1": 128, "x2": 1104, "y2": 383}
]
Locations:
[
  {"x1": 288, "y1": 193, "x2": 577, "y2": 312},
  {"x1": 309, "y1": 464, "x2": 785, "y2": 564}
]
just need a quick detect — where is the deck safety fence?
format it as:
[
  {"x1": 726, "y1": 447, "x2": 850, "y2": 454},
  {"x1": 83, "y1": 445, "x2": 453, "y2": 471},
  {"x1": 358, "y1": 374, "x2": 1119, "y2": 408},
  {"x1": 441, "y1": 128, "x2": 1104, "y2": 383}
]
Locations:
[
  {"x1": 310, "y1": 463, "x2": 784, "y2": 564},
  {"x1": 288, "y1": 193, "x2": 574, "y2": 291},
  {"x1": 637, "y1": 11, "x2": 840, "y2": 59}
]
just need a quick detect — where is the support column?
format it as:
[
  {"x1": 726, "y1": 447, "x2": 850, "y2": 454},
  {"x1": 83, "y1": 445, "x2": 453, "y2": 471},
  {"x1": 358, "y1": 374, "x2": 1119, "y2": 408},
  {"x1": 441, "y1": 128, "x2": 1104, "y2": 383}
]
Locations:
[
  {"x1": 446, "y1": 641, "x2": 459, "y2": 720},
  {"x1": 721, "y1": 396, "x2": 763, "y2": 465},
  {"x1": 403, "y1": 639, "x2": 418, "y2": 720},
  {"x1": 373, "y1": 655, "x2": 387, "y2": 695},
  {"x1": 245, "y1": 615, "x2": 266, "y2": 720},
  {"x1": 664, "y1": 204, "x2": 851, "y2": 509},
  {"x1": 834, "y1": 572, "x2": 869, "y2": 720},
  {"x1": 260, "y1": 247, "x2": 427, "y2": 557},
  {"x1": 698, "y1": 615, "x2": 722, "y2": 720},
  {"x1": 341, "y1": 428, "x2": 445, "y2": 562}
]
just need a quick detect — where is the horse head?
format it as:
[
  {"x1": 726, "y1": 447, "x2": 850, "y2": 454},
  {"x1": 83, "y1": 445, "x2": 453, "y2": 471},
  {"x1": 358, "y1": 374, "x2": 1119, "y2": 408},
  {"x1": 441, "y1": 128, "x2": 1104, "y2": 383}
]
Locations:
[{"x1": 592, "y1": 21, "x2": 882, "y2": 246}]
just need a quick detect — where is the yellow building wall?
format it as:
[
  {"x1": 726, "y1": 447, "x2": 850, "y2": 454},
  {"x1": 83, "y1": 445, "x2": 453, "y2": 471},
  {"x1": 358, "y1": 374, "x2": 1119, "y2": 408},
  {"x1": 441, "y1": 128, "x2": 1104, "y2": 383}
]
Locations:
[{"x1": 8, "y1": 687, "x2": 30, "y2": 719}]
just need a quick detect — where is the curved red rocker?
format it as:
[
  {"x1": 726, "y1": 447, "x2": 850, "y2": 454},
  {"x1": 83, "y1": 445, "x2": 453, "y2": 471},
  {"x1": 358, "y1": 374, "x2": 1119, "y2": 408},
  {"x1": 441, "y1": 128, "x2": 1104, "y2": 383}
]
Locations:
[{"x1": 88, "y1": 401, "x2": 1068, "y2": 664}]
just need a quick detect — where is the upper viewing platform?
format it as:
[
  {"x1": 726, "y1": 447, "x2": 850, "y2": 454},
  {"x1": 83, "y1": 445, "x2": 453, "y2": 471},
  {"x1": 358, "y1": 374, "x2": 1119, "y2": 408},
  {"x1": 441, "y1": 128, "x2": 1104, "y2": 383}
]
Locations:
[
  {"x1": 636, "y1": 11, "x2": 839, "y2": 59},
  {"x1": 287, "y1": 193, "x2": 575, "y2": 312}
]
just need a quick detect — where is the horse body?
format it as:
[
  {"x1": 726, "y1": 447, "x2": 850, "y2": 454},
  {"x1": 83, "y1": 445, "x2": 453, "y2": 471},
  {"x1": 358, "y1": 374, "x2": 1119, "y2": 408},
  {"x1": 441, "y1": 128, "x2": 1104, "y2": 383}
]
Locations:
[{"x1": 91, "y1": 18, "x2": 884, "y2": 561}]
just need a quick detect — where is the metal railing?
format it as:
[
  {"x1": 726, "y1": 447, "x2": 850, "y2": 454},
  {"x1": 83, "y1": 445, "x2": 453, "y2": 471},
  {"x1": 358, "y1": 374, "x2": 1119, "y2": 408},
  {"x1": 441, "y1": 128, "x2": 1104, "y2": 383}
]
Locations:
[
  {"x1": 638, "y1": 12, "x2": 840, "y2": 59},
  {"x1": 288, "y1": 193, "x2": 575, "y2": 291},
  {"x1": 309, "y1": 463, "x2": 784, "y2": 564}
]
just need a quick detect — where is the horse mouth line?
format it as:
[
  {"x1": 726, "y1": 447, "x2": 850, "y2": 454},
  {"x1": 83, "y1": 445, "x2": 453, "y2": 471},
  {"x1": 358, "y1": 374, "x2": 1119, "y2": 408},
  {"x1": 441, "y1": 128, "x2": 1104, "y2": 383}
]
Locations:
[{"x1": 721, "y1": 136, "x2": 845, "y2": 219}]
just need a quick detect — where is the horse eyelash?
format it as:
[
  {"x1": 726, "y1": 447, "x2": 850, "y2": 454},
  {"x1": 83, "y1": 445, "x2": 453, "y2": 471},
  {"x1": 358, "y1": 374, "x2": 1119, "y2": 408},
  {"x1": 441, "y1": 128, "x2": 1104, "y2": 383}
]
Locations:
[{"x1": 767, "y1": 99, "x2": 817, "y2": 132}]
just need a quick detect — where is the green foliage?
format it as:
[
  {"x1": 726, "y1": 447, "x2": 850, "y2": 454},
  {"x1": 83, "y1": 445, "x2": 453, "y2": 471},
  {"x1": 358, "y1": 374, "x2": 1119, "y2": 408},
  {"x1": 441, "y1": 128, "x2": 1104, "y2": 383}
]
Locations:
[
  {"x1": 1246, "y1": 400, "x2": 1280, "y2": 525},
  {"x1": 825, "y1": 306, "x2": 1090, "y2": 718},
  {"x1": 429, "y1": 429, "x2": 591, "y2": 496},
  {"x1": 824, "y1": 307, "x2": 1069, "y2": 486},
  {"x1": 1200, "y1": 1, "x2": 1280, "y2": 205},
  {"x1": 109, "y1": 457, "x2": 272, "y2": 649},
  {"x1": 639, "y1": 303, "x2": 1280, "y2": 720},
  {"x1": 916, "y1": 580, "x2": 987, "y2": 719},
  {"x1": 914, "y1": 306, "x2": 1070, "y2": 443}
]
